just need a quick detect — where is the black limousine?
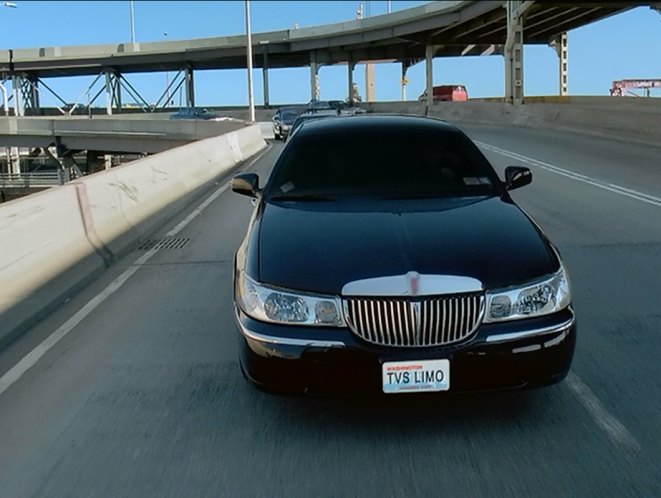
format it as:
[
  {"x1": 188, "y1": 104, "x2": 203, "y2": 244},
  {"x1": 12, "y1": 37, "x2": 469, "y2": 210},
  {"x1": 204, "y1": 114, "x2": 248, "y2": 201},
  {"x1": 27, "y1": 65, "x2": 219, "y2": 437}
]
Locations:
[{"x1": 232, "y1": 115, "x2": 575, "y2": 395}]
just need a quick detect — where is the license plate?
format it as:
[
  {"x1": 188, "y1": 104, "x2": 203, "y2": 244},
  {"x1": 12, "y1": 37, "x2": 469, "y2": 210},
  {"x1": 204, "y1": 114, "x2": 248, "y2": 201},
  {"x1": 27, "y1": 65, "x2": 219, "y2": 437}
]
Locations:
[{"x1": 382, "y1": 359, "x2": 450, "y2": 394}]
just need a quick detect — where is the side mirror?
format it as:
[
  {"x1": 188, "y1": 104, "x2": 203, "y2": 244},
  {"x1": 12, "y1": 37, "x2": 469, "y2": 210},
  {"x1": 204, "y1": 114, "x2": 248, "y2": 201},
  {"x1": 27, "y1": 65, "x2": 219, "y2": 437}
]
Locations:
[
  {"x1": 504, "y1": 166, "x2": 532, "y2": 191},
  {"x1": 231, "y1": 173, "x2": 260, "y2": 198}
]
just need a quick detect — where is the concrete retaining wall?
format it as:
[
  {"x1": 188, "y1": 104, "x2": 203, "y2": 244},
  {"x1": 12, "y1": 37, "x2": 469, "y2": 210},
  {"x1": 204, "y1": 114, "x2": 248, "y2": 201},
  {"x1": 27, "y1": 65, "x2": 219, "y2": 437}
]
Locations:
[
  {"x1": 356, "y1": 101, "x2": 661, "y2": 149},
  {"x1": 209, "y1": 98, "x2": 661, "y2": 148},
  {"x1": 0, "y1": 124, "x2": 266, "y2": 348}
]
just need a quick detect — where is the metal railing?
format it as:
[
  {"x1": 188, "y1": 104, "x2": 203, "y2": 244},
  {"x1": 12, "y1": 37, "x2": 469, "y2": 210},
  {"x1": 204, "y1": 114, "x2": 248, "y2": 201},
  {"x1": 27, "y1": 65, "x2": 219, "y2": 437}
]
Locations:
[{"x1": 0, "y1": 171, "x2": 63, "y2": 188}]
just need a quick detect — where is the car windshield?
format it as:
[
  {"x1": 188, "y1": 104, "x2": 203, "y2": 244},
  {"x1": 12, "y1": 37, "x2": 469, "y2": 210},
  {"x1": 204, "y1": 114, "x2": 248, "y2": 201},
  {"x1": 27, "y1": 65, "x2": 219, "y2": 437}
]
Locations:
[
  {"x1": 312, "y1": 101, "x2": 332, "y2": 110},
  {"x1": 268, "y1": 127, "x2": 498, "y2": 199},
  {"x1": 328, "y1": 101, "x2": 345, "y2": 110},
  {"x1": 280, "y1": 110, "x2": 298, "y2": 122}
]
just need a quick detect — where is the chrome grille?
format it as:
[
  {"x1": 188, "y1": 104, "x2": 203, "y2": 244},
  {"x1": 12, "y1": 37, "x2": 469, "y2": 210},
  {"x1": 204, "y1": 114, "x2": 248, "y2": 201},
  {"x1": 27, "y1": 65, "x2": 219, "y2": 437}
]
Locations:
[{"x1": 343, "y1": 294, "x2": 484, "y2": 347}]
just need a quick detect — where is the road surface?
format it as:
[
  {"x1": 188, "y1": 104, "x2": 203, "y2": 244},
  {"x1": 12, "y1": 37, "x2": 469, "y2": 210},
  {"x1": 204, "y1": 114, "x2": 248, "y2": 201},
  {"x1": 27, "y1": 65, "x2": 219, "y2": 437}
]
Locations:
[{"x1": 0, "y1": 123, "x2": 660, "y2": 497}]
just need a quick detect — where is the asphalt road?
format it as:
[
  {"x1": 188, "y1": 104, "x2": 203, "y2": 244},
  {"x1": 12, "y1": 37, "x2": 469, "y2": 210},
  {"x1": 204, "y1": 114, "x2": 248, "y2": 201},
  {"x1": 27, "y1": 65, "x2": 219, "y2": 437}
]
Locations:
[{"x1": 1, "y1": 124, "x2": 660, "y2": 497}]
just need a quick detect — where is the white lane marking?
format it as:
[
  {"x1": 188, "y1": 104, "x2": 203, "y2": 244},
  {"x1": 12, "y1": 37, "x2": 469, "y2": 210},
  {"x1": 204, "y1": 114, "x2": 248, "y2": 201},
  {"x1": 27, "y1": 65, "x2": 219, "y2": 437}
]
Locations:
[
  {"x1": 166, "y1": 183, "x2": 229, "y2": 237},
  {"x1": 476, "y1": 140, "x2": 661, "y2": 208},
  {"x1": 478, "y1": 143, "x2": 647, "y2": 453},
  {"x1": 566, "y1": 373, "x2": 642, "y2": 453},
  {"x1": 0, "y1": 145, "x2": 271, "y2": 397}
]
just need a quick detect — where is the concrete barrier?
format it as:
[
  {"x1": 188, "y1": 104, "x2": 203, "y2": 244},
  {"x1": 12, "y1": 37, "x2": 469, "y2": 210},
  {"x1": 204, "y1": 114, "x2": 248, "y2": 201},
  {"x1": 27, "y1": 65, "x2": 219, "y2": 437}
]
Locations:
[
  {"x1": 357, "y1": 100, "x2": 661, "y2": 149},
  {"x1": 0, "y1": 185, "x2": 103, "y2": 347},
  {"x1": 0, "y1": 124, "x2": 266, "y2": 348}
]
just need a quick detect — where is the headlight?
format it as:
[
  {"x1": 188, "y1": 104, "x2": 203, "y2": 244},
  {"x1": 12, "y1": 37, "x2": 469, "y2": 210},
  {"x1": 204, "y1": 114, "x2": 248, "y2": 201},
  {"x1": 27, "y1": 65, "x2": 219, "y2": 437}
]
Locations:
[
  {"x1": 484, "y1": 265, "x2": 571, "y2": 322},
  {"x1": 236, "y1": 271, "x2": 345, "y2": 327}
]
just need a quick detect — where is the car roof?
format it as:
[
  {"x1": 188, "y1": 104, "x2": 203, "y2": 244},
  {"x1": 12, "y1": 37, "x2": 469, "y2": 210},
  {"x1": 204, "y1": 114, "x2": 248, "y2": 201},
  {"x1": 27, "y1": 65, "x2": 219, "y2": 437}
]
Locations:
[{"x1": 293, "y1": 114, "x2": 458, "y2": 138}]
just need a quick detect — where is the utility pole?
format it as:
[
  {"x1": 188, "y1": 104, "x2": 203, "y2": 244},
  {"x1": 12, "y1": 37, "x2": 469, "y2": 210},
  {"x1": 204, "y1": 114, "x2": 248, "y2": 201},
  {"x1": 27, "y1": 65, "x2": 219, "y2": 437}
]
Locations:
[
  {"x1": 129, "y1": 1, "x2": 135, "y2": 43},
  {"x1": 163, "y1": 32, "x2": 170, "y2": 106}
]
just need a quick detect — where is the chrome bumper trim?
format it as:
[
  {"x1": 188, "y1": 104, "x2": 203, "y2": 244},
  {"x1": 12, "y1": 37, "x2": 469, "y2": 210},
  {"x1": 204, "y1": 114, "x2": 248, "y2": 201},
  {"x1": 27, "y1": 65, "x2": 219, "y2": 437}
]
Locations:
[
  {"x1": 238, "y1": 320, "x2": 346, "y2": 348},
  {"x1": 485, "y1": 317, "x2": 575, "y2": 344}
]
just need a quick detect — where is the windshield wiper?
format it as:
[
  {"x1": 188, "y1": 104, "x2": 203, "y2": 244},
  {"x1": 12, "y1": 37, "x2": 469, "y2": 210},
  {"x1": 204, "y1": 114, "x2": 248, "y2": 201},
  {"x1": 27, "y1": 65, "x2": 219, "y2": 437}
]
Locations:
[{"x1": 269, "y1": 194, "x2": 336, "y2": 202}]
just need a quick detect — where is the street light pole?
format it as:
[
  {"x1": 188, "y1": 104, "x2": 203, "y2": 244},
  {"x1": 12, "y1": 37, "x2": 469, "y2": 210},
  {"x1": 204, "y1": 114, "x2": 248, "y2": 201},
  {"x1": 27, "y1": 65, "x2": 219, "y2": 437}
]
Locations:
[
  {"x1": 163, "y1": 32, "x2": 170, "y2": 107},
  {"x1": 386, "y1": 1, "x2": 391, "y2": 14},
  {"x1": 129, "y1": 0, "x2": 136, "y2": 43},
  {"x1": 245, "y1": 0, "x2": 255, "y2": 122},
  {"x1": 2, "y1": 1, "x2": 18, "y2": 177}
]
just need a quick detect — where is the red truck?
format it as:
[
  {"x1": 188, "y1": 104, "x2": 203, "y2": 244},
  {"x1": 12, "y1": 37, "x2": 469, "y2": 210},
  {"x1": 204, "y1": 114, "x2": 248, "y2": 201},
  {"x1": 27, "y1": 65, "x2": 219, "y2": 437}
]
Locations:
[{"x1": 418, "y1": 85, "x2": 468, "y2": 102}]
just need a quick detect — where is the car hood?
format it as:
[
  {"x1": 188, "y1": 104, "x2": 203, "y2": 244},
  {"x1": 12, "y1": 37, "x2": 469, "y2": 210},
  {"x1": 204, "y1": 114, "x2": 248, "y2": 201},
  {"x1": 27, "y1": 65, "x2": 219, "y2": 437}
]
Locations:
[{"x1": 256, "y1": 196, "x2": 558, "y2": 295}]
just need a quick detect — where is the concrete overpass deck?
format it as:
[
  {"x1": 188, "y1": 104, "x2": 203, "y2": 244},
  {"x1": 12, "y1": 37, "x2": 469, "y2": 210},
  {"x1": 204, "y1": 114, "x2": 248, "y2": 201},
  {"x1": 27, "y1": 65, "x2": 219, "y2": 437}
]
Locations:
[
  {"x1": 0, "y1": 1, "x2": 651, "y2": 76},
  {"x1": 0, "y1": 117, "x2": 247, "y2": 154}
]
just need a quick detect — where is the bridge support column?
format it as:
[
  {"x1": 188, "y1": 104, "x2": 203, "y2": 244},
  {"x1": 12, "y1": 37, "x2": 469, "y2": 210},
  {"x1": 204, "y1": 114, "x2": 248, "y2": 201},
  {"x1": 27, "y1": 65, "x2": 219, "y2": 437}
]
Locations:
[
  {"x1": 26, "y1": 76, "x2": 40, "y2": 116},
  {"x1": 104, "y1": 71, "x2": 122, "y2": 114},
  {"x1": 105, "y1": 71, "x2": 113, "y2": 115},
  {"x1": 262, "y1": 48, "x2": 270, "y2": 108},
  {"x1": 185, "y1": 66, "x2": 195, "y2": 107},
  {"x1": 348, "y1": 57, "x2": 355, "y2": 105},
  {"x1": 425, "y1": 43, "x2": 434, "y2": 111},
  {"x1": 365, "y1": 63, "x2": 375, "y2": 102},
  {"x1": 505, "y1": 0, "x2": 531, "y2": 104},
  {"x1": 10, "y1": 75, "x2": 23, "y2": 175},
  {"x1": 310, "y1": 52, "x2": 320, "y2": 101},
  {"x1": 401, "y1": 62, "x2": 410, "y2": 101},
  {"x1": 12, "y1": 74, "x2": 23, "y2": 117},
  {"x1": 550, "y1": 33, "x2": 568, "y2": 96},
  {"x1": 114, "y1": 73, "x2": 122, "y2": 111}
]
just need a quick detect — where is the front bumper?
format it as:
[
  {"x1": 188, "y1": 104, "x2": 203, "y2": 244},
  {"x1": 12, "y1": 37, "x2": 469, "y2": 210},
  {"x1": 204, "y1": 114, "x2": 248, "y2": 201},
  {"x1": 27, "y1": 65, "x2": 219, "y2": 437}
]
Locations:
[{"x1": 235, "y1": 307, "x2": 576, "y2": 395}]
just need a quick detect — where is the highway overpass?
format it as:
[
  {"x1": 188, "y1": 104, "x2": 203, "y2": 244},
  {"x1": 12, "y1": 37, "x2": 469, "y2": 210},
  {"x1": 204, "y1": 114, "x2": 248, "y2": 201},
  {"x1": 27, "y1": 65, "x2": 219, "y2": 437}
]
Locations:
[
  {"x1": 1, "y1": 0, "x2": 657, "y2": 114},
  {"x1": 0, "y1": 116, "x2": 246, "y2": 153}
]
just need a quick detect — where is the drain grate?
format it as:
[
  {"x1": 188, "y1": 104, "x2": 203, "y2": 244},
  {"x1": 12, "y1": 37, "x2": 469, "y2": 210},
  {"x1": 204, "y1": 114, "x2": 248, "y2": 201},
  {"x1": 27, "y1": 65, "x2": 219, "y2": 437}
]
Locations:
[{"x1": 138, "y1": 237, "x2": 190, "y2": 251}]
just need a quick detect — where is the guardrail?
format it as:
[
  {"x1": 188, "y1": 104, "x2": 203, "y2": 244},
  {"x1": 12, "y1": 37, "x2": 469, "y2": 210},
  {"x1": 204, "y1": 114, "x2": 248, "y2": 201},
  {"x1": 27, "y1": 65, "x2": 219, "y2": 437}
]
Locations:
[{"x1": 0, "y1": 171, "x2": 63, "y2": 188}]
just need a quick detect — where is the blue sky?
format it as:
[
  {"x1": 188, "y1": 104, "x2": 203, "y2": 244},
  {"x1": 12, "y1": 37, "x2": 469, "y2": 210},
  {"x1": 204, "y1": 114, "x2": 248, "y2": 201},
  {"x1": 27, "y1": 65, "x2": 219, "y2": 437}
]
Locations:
[{"x1": 1, "y1": 1, "x2": 660, "y2": 107}]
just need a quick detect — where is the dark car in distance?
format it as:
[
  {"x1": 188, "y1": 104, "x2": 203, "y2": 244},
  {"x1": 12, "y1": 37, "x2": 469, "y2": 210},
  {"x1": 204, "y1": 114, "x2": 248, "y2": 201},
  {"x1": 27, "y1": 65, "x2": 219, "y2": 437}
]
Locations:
[
  {"x1": 272, "y1": 107, "x2": 301, "y2": 140},
  {"x1": 305, "y1": 99, "x2": 344, "y2": 113},
  {"x1": 170, "y1": 107, "x2": 221, "y2": 120},
  {"x1": 231, "y1": 115, "x2": 576, "y2": 395}
]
